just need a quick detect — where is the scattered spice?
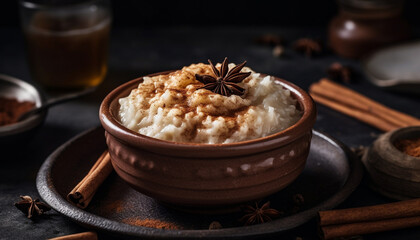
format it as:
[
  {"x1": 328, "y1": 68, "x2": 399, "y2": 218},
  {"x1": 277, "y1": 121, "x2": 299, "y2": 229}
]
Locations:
[
  {"x1": 208, "y1": 221, "x2": 223, "y2": 230},
  {"x1": 351, "y1": 145, "x2": 366, "y2": 159},
  {"x1": 255, "y1": 34, "x2": 284, "y2": 47},
  {"x1": 290, "y1": 193, "x2": 305, "y2": 213},
  {"x1": 14, "y1": 195, "x2": 51, "y2": 219},
  {"x1": 395, "y1": 137, "x2": 420, "y2": 158},
  {"x1": 327, "y1": 62, "x2": 353, "y2": 83},
  {"x1": 293, "y1": 38, "x2": 322, "y2": 57},
  {"x1": 195, "y1": 57, "x2": 250, "y2": 97},
  {"x1": 240, "y1": 201, "x2": 282, "y2": 225},
  {"x1": 272, "y1": 45, "x2": 285, "y2": 57},
  {"x1": 292, "y1": 193, "x2": 305, "y2": 207},
  {"x1": 100, "y1": 199, "x2": 126, "y2": 214},
  {"x1": 122, "y1": 218, "x2": 181, "y2": 230},
  {"x1": 0, "y1": 97, "x2": 35, "y2": 126}
]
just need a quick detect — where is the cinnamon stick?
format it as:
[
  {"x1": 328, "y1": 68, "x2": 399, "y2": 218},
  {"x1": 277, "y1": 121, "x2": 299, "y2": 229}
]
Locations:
[
  {"x1": 311, "y1": 82, "x2": 410, "y2": 128},
  {"x1": 309, "y1": 78, "x2": 420, "y2": 131},
  {"x1": 67, "y1": 151, "x2": 113, "y2": 209},
  {"x1": 319, "y1": 198, "x2": 420, "y2": 226},
  {"x1": 48, "y1": 231, "x2": 97, "y2": 240},
  {"x1": 320, "y1": 216, "x2": 420, "y2": 240},
  {"x1": 318, "y1": 198, "x2": 420, "y2": 239},
  {"x1": 311, "y1": 94, "x2": 398, "y2": 131},
  {"x1": 316, "y1": 79, "x2": 420, "y2": 126}
]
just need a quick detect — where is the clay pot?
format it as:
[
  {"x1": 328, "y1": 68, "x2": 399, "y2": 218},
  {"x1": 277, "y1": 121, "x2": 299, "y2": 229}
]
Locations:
[
  {"x1": 328, "y1": 0, "x2": 410, "y2": 59},
  {"x1": 100, "y1": 72, "x2": 316, "y2": 211},
  {"x1": 362, "y1": 126, "x2": 420, "y2": 200}
]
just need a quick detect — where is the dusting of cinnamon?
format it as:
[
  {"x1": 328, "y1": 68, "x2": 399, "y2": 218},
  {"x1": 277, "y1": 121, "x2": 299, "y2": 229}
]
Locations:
[
  {"x1": 100, "y1": 200, "x2": 125, "y2": 214},
  {"x1": 395, "y1": 137, "x2": 420, "y2": 158},
  {"x1": 0, "y1": 97, "x2": 35, "y2": 126},
  {"x1": 122, "y1": 218, "x2": 181, "y2": 230}
]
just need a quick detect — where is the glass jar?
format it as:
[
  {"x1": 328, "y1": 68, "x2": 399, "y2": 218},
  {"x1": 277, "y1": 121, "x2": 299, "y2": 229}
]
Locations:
[
  {"x1": 19, "y1": 0, "x2": 112, "y2": 89},
  {"x1": 328, "y1": 0, "x2": 410, "y2": 59}
]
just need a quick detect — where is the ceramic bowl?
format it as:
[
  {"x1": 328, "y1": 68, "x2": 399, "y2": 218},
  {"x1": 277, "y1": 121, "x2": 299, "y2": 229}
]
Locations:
[
  {"x1": 100, "y1": 71, "x2": 316, "y2": 211},
  {"x1": 362, "y1": 126, "x2": 420, "y2": 200},
  {"x1": 0, "y1": 74, "x2": 46, "y2": 147}
]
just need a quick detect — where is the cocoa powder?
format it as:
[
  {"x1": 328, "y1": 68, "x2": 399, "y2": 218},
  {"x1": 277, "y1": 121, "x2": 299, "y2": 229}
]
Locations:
[
  {"x1": 395, "y1": 137, "x2": 420, "y2": 158},
  {"x1": 0, "y1": 97, "x2": 35, "y2": 126}
]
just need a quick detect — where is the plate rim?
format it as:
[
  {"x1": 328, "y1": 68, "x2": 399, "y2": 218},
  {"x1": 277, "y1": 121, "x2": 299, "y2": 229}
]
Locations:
[{"x1": 36, "y1": 127, "x2": 363, "y2": 239}]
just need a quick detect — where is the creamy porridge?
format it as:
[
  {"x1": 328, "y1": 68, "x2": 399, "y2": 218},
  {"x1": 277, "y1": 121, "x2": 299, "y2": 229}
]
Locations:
[{"x1": 118, "y1": 61, "x2": 301, "y2": 144}]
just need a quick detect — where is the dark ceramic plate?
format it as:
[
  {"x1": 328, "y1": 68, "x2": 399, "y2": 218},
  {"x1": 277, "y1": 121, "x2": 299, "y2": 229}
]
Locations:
[{"x1": 36, "y1": 127, "x2": 363, "y2": 239}]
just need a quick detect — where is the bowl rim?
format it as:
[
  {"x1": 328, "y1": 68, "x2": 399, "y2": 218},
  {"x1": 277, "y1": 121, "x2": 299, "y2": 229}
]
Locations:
[
  {"x1": 0, "y1": 73, "x2": 46, "y2": 136},
  {"x1": 100, "y1": 71, "x2": 316, "y2": 150}
]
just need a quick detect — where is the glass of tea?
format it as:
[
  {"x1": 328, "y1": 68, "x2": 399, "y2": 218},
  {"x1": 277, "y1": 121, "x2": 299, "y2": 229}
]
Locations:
[{"x1": 19, "y1": 0, "x2": 111, "y2": 89}]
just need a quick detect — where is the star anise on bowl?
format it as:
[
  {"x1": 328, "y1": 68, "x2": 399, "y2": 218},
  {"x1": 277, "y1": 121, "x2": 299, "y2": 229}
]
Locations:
[
  {"x1": 14, "y1": 195, "x2": 51, "y2": 219},
  {"x1": 195, "y1": 57, "x2": 251, "y2": 97},
  {"x1": 240, "y1": 201, "x2": 282, "y2": 226},
  {"x1": 293, "y1": 38, "x2": 322, "y2": 57}
]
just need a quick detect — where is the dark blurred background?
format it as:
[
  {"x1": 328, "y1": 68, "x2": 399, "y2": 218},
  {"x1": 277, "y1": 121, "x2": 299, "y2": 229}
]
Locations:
[{"x1": 1, "y1": 0, "x2": 420, "y2": 28}]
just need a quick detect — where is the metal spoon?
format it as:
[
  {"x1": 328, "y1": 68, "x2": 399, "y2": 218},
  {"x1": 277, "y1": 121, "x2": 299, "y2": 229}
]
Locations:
[{"x1": 18, "y1": 87, "x2": 97, "y2": 121}]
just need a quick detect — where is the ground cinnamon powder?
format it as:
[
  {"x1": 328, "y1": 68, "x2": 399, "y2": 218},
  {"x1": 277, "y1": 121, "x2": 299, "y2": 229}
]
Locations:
[
  {"x1": 0, "y1": 97, "x2": 35, "y2": 126},
  {"x1": 395, "y1": 137, "x2": 420, "y2": 158},
  {"x1": 122, "y1": 218, "x2": 181, "y2": 230},
  {"x1": 100, "y1": 200, "x2": 125, "y2": 214}
]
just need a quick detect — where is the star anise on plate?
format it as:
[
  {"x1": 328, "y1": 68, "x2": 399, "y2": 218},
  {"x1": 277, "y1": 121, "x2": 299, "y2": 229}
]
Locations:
[
  {"x1": 195, "y1": 57, "x2": 251, "y2": 97},
  {"x1": 14, "y1": 195, "x2": 51, "y2": 219},
  {"x1": 293, "y1": 38, "x2": 322, "y2": 57},
  {"x1": 327, "y1": 62, "x2": 353, "y2": 83},
  {"x1": 240, "y1": 201, "x2": 282, "y2": 226}
]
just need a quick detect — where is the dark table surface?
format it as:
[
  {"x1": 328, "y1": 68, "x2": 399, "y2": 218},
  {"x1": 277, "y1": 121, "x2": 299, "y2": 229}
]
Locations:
[{"x1": 1, "y1": 25, "x2": 420, "y2": 240}]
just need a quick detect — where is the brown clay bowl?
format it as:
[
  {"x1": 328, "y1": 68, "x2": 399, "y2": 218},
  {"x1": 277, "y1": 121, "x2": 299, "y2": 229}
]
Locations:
[{"x1": 100, "y1": 71, "x2": 316, "y2": 212}]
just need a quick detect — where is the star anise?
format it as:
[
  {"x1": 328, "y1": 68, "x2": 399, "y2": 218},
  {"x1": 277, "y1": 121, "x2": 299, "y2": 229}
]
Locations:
[
  {"x1": 293, "y1": 38, "x2": 322, "y2": 57},
  {"x1": 14, "y1": 195, "x2": 51, "y2": 219},
  {"x1": 195, "y1": 57, "x2": 251, "y2": 97},
  {"x1": 240, "y1": 201, "x2": 282, "y2": 226},
  {"x1": 327, "y1": 62, "x2": 353, "y2": 83}
]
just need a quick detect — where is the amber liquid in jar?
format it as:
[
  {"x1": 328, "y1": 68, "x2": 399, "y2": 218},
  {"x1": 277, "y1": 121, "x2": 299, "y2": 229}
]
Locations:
[{"x1": 24, "y1": 11, "x2": 110, "y2": 89}]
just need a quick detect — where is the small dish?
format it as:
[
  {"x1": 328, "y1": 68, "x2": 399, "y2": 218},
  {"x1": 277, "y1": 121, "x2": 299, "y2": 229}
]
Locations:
[
  {"x1": 363, "y1": 41, "x2": 420, "y2": 94},
  {"x1": 100, "y1": 71, "x2": 316, "y2": 211},
  {"x1": 362, "y1": 126, "x2": 420, "y2": 200},
  {"x1": 0, "y1": 74, "x2": 46, "y2": 146}
]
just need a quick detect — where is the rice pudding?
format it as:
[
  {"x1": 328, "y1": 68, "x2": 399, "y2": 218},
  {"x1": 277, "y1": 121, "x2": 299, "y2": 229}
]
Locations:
[{"x1": 118, "y1": 61, "x2": 301, "y2": 144}]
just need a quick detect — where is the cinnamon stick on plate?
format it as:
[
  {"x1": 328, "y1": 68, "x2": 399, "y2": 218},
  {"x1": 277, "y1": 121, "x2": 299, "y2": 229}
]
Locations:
[
  {"x1": 309, "y1": 78, "x2": 420, "y2": 131},
  {"x1": 67, "y1": 151, "x2": 113, "y2": 209},
  {"x1": 318, "y1": 198, "x2": 420, "y2": 239}
]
